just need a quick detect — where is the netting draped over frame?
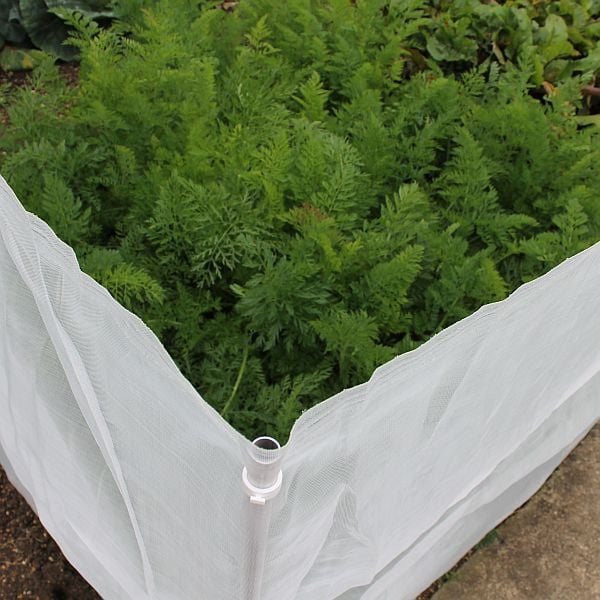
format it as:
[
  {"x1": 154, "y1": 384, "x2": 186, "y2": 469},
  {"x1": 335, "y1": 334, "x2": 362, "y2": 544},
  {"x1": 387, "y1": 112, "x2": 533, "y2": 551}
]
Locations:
[{"x1": 0, "y1": 176, "x2": 598, "y2": 599}]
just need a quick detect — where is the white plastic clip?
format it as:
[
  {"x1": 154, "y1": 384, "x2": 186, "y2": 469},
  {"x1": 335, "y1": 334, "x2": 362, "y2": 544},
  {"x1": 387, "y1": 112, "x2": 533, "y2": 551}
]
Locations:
[{"x1": 242, "y1": 467, "x2": 283, "y2": 505}]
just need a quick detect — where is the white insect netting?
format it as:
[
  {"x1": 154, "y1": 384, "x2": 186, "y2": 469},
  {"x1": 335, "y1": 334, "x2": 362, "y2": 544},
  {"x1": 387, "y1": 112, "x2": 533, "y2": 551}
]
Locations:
[{"x1": 0, "y1": 175, "x2": 598, "y2": 600}]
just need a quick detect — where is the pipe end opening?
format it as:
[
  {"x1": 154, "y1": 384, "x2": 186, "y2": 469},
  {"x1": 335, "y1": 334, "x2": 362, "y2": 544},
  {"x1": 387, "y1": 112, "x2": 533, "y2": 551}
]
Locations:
[
  {"x1": 253, "y1": 436, "x2": 280, "y2": 450},
  {"x1": 250, "y1": 436, "x2": 281, "y2": 465}
]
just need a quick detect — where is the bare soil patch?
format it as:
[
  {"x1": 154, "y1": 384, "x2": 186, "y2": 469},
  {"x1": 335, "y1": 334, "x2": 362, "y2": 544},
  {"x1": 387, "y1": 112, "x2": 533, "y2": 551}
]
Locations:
[{"x1": 0, "y1": 466, "x2": 99, "y2": 599}]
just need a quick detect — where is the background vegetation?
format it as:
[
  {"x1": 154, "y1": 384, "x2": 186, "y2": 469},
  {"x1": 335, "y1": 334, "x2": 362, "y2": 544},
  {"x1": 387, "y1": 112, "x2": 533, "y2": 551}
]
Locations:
[
  {"x1": 0, "y1": 0, "x2": 112, "y2": 61},
  {"x1": 1, "y1": 0, "x2": 599, "y2": 440}
]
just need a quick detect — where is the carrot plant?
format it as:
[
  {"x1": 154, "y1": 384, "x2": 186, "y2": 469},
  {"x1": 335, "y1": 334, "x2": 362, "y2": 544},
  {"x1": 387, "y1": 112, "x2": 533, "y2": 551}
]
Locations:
[{"x1": 1, "y1": 0, "x2": 599, "y2": 440}]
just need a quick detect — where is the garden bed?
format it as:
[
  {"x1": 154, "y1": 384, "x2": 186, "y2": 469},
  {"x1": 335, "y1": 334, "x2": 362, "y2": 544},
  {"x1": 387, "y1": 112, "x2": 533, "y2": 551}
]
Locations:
[{"x1": 0, "y1": 0, "x2": 599, "y2": 597}]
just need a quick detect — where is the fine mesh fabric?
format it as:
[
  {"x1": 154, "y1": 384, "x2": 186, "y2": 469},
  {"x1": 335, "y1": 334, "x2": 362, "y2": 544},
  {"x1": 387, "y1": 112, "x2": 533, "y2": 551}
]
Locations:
[{"x1": 0, "y1": 175, "x2": 598, "y2": 600}]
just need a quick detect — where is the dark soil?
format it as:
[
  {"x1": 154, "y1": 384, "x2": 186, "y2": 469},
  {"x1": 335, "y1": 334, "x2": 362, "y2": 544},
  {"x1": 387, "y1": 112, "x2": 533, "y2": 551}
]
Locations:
[
  {"x1": 0, "y1": 466, "x2": 99, "y2": 600},
  {"x1": 0, "y1": 69, "x2": 30, "y2": 88},
  {"x1": 0, "y1": 63, "x2": 79, "y2": 89},
  {"x1": 0, "y1": 63, "x2": 79, "y2": 129}
]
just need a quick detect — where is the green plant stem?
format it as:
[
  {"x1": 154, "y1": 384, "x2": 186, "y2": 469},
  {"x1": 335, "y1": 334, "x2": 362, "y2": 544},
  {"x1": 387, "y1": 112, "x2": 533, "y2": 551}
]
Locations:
[{"x1": 221, "y1": 344, "x2": 249, "y2": 418}]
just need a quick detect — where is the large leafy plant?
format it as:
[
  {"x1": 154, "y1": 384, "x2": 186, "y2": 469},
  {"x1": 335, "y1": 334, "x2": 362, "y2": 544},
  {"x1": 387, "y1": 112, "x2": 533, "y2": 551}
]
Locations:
[
  {"x1": 423, "y1": 0, "x2": 600, "y2": 85},
  {"x1": 1, "y1": 0, "x2": 599, "y2": 440},
  {"x1": 0, "y1": 0, "x2": 112, "y2": 60},
  {"x1": 0, "y1": 1, "x2": 27, "y2": 48}
]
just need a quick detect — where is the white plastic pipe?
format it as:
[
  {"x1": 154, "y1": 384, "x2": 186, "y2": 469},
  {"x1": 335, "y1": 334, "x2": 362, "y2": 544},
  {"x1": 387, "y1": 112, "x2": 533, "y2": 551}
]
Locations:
[{"x1": 242, "y1": 436, "x2": 283, "y2": 600}]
